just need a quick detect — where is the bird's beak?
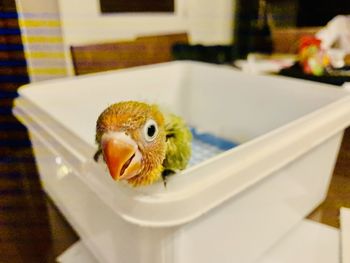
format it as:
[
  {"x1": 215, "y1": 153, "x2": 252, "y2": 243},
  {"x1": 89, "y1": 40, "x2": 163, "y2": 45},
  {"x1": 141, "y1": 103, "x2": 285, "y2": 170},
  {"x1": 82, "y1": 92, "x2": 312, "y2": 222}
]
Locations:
[{"x1": 101, "y1": 132, "x2": 142, "y2": 181}]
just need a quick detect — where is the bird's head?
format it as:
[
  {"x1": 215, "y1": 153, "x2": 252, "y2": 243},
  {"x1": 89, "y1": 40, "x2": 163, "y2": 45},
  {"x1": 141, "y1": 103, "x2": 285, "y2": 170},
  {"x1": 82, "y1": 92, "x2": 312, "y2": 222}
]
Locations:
[{"x1": 96, "y1": 101, "x2": 166, "y2": 186}]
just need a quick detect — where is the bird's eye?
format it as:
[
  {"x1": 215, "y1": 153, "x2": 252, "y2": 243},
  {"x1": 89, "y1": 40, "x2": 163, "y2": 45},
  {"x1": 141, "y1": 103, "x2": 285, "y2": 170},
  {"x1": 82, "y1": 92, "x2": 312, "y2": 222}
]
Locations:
[{"x1": 143, "y1": 119, "x2": 158, "y2": 142}]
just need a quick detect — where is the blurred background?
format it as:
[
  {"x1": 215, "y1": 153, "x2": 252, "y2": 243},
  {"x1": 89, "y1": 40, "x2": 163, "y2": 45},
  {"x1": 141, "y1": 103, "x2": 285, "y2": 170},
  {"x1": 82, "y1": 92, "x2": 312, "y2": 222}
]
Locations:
[{"x1": 0, "y1": 0, "x2": 350, "y2": 262}]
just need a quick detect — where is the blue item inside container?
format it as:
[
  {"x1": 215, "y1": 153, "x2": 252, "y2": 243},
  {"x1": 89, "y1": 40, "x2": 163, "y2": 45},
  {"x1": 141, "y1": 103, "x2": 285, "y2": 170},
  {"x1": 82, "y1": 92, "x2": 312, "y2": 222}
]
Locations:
[{"x1": 189, "y1": 128, "x2": 238, "y2": 167}]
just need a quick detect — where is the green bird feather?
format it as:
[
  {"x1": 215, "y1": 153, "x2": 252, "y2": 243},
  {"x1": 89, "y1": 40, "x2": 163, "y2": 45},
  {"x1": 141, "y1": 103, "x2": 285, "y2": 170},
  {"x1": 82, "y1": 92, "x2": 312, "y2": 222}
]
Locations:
[{"x1": 163, "y1": 113, "x2": 192, "y2": 173}]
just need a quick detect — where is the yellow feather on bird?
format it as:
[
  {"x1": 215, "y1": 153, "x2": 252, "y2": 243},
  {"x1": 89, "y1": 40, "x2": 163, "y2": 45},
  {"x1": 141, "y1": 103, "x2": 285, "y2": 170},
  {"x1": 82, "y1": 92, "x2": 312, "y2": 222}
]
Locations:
[{"x1": 94, "y1": 101, "x2": 192, "y2": 187}]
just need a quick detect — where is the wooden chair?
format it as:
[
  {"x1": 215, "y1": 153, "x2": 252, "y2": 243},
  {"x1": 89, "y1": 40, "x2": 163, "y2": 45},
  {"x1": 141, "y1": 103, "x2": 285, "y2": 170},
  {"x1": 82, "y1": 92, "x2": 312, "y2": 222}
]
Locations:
[{"x1": 71, "y1": 33, "x2": 188, "y2": 75}]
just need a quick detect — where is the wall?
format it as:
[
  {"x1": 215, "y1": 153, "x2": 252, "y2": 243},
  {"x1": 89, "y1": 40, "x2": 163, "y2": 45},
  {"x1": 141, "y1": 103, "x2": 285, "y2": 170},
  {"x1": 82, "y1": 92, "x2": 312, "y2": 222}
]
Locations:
[
  {"x1": 187, "y1": 0, "x2": 234, "y2": 44},
  {"x1": 58, "y1": 0, "x2": 234, "y2": 46},
  {"x1": 15, "y1": 0, "x2": 69, "y2": 81},
  {"x1": 59, "y1": 0, "x2": 186, "y2": 46},
  {"x1": 17, "y1": 0, "x2": 234, "y2": 79}
]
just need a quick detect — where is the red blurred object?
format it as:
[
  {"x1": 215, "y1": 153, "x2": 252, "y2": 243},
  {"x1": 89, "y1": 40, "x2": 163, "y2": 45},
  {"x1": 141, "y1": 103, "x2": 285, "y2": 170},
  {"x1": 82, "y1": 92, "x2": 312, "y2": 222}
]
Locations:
[
  {"x1": 299, "y1": 36, "x2": 326, "y2": 76},
  {"x1": 299, "y1": 36, "x2": 321, "y2": 51}
]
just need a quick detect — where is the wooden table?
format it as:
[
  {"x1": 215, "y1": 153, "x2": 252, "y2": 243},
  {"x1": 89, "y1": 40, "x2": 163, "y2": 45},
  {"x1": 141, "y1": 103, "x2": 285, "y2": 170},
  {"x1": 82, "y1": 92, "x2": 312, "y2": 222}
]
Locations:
[{"x1": 307, "y1": 128, "x2": 350, "y2": 227}]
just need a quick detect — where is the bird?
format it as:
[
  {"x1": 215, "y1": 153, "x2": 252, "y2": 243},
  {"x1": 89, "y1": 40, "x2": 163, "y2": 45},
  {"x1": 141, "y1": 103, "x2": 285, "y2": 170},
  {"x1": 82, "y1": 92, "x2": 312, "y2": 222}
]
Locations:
[{"x1": 94, "y1": 101, "x2": 192, "y2": 187}]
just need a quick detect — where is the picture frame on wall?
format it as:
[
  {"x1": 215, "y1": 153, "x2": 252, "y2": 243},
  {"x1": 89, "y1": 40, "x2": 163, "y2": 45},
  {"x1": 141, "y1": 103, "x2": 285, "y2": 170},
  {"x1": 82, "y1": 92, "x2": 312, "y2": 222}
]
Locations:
[{"x1": 100, "y1": 0, "x2": 174, "y2": 13}]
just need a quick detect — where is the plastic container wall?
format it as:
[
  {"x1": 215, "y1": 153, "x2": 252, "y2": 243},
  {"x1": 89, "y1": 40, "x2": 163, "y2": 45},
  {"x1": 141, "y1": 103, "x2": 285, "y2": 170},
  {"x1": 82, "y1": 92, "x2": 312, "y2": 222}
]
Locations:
[{"x1": 13, "y1": 61, "x2": 350, "y2": 263}]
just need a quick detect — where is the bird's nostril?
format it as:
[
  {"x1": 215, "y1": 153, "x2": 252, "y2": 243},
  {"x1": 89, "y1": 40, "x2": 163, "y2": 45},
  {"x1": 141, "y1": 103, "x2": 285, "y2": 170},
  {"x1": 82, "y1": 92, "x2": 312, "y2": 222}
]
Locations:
[{"x1": 120, "y1": 153, "x2": 135, "y2": 176}]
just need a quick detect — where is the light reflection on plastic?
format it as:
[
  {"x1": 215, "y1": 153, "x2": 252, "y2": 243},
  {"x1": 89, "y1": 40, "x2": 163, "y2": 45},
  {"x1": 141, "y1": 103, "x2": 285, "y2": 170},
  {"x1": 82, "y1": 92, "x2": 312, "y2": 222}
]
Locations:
[
  {"x1": 57, "y1": 163, "x2": 71, "y2": 180},
  {"x1": 55, "y1": 156, "x2": 62, "y2": 165}
]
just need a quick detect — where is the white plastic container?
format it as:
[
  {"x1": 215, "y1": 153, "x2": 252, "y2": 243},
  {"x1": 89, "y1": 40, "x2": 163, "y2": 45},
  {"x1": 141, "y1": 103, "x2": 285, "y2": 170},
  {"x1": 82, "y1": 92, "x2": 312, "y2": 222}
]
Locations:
[{"x1": 13, "y1": 61, "x2": 350, "y2": 263}]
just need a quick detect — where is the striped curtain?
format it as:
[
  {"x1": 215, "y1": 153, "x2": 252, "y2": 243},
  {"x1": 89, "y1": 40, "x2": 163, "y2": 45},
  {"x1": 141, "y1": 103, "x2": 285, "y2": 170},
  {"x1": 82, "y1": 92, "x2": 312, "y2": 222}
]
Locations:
[
  {"x1": 0, "y1": 1, "x2": 30, "y2": 146},
  {"x1": 17, "y1": 4, "x2": 69, "y2": 82},
  {"x1": 0, "y1": 1, "x2": 52, "y2": 261},
  {"x1": 0, "y1": 1, "x2": 29, "y2": 107}
]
